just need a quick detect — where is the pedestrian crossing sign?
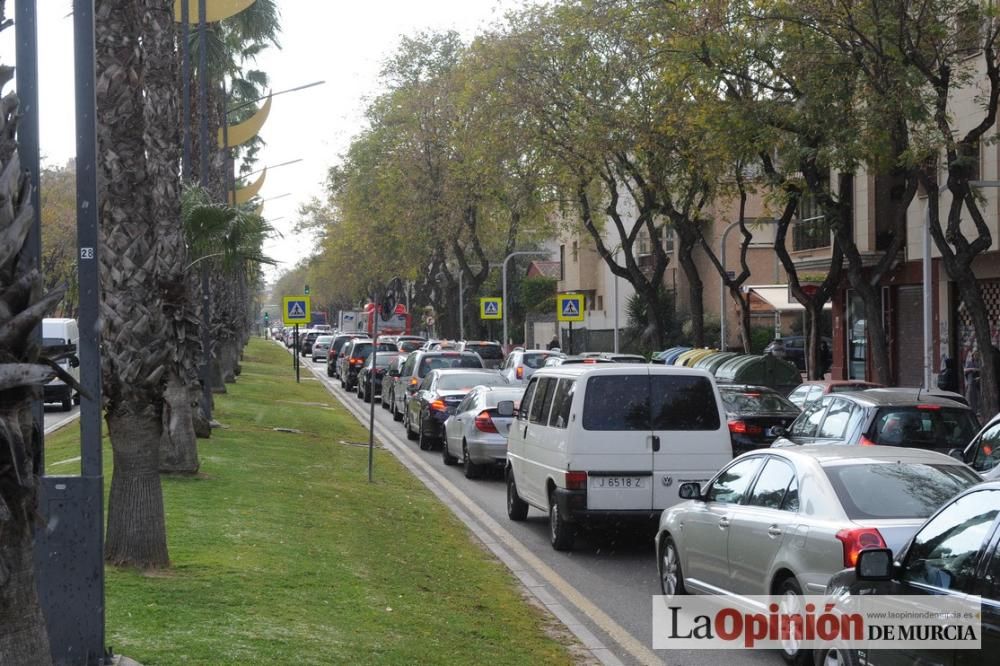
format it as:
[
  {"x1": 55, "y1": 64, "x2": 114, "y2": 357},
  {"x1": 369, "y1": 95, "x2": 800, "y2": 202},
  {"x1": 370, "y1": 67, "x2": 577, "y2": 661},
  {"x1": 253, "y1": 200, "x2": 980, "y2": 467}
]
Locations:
[
  {"x1": 480, "y1": 297, "x2": 502, "y2": 320},
  {"x1": 282, "y1": 295, "x2": 311, "y2": 325},
  {"x1": 557, "y1": 294, "x2": 585, "y2": 322}
]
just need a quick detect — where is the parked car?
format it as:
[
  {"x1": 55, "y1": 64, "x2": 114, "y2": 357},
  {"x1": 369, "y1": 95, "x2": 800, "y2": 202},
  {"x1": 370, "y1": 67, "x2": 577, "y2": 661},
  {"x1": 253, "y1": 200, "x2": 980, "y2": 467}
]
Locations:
[
  {"x1": 544, "y1": 355, "x2": 614, "y2": 367},
  {"x1": 356, "y1": 351, "x2": 403, "y2": 402},
  {"x1": 403, "y1": 369, "x2": 509, "y2": 450},
  {"x1": 596, "y1": 352, "x2": 647, "y2": 363},
  {"x1": 506, "y1": 365, "x2": 732, "y2": 551},
  {"x1": 381, "y1": 354, "x2": 410, "y2": 411},
  {"x1": 786, "y1": 380, "x2": 884, "y2": 408},
  {"x1": 394, "y1": 335, "x2": 426, "y2": 353},
  {"x1": 655, "y1": 446, "x2": 981, "y2": 663},
  {"x1": 457, "y1": 340, "x2": 505, "y2": 369},
  {"x1": 428, "y1": 340, "x2": 461, "y2": 351},
  {"x1": 443, "y1": 385, "x2": 524, "y2": 478},
  {"x1": 957, "y1": 411, "x2": 1000, "y2": 480},
  {"x1": 326, "y1": 333, "x2": 367, "y2": 378},
  {"x1": 337, "y1": 339, "x2": 374, "y2": 391},
  {"x1": 501, "y1": 349, "x2": 559, "y2": 383},
  {"x1": 772, "y1": 389, "x2": 979, "y2": 453},
  {"x1": 765, "y1": 335, "x2": 833, "y2": 373},
  {"x1": 718, "y1": 384, "x2": 801, "y2": 455},
  {"x1": 390, "y1": 351, "x2": 485, "y2": 422},
  {"x1": 311, "y1": 335, "x2": 335, "y2": 362},
  {"x1": 819, "y1": 480, "x2": 1000, "y2": 666}
]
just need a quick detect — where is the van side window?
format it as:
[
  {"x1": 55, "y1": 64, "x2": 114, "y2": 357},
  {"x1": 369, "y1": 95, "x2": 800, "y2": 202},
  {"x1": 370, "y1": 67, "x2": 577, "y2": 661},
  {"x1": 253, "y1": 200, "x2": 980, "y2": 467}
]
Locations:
[
  {"x1": 649, "y1": 375, "x2": 720, "y2": 431},
  {"x1": 583, "y1": 375, "x2": 649, "y2": 431},
  {"x1": 519, "y1": 378, "x2": 539, "y2": 421},
  {"x1": 548, "y1": 379, "x2": 576, "y2": 429},
  {"x1": 529, "y1": 378, "x2": 556, "y2": 424},
  {"x1": 402, "y1": 356, "x2": 416, "y2": 376}
]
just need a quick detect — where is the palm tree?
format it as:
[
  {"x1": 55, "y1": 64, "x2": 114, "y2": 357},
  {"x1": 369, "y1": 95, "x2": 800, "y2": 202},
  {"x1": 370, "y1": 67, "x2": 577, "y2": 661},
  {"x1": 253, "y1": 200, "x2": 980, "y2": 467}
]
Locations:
[
  {"x1": 0, "y1": 2, "x2": 59, "y2": 658},
  {"x1": 97, "y1": 0, "x2": 172, "y2": 567},
  {"x1": 142, "y1": 0, "x2": 202, "y2": 473}
]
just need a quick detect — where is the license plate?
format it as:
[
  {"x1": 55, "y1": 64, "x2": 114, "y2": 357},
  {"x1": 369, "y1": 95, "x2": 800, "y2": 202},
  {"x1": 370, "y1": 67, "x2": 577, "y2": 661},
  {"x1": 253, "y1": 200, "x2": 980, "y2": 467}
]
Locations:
[{"x1": 589, "y1": 476, "x2": 646, "y2": 489}]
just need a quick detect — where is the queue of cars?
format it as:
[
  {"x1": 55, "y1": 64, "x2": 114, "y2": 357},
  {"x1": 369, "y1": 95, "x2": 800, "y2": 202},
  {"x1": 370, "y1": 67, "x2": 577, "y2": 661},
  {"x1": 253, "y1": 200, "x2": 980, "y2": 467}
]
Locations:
[{"x1": 288, "y1": 333, "x2": 1000, "y2": 664}]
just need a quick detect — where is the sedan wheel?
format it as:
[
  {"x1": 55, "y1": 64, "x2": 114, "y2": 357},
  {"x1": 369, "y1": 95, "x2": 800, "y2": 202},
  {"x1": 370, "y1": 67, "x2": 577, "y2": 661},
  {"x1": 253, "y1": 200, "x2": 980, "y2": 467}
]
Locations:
[
  {"x1": 442, "y1": 439, "x2": 457, "y2": 465},
  {"x1": 393, "y1": 398, "x2": 403, "y2": 422},
  {"x1": 658, "y1": 537, "x2": 685, "y2": 596},
  {"x1": 777, "y1": 578, "x2": 807, "y2": 664},
  {"x1": 404, "y1": 410, "x2": 418, "y2": 441},
  {"x1": 462, "y1": 443, "x2": 480, "y2": 479},
  {"x1": 418, "y1": 416, "x2": 434, "y2": 451}
]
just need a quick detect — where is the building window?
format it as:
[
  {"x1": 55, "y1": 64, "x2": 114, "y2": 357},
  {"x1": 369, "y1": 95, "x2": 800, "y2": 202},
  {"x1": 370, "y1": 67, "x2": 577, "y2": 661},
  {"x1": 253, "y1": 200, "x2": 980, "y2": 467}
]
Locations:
[
  {"x1": 664, "y1": 227, "x2": 674, "y2": 254},
  {"x1": 792, "y1": 193, "x2": 832, "y2": 251},
  {"x1": 572, "y1": 240, "x2": 579, "y2": 262}
]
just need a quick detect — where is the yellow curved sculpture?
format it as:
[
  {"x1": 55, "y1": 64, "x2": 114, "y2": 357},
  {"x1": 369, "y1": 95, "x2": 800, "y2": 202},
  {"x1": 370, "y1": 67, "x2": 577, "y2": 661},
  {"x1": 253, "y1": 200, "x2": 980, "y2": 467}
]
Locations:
[
  {"x1": 229, "y1": 168, "x2": 266, "y2": 205},
  {"x1": 218, "y1": 94, "x2": 272, "y2": 148},
  {"x1": 254, "y1": 204, "x2": 264, "y2": 217},
  {"x1": 175, "y1": 0, "x2": 256, "y2": 23}
]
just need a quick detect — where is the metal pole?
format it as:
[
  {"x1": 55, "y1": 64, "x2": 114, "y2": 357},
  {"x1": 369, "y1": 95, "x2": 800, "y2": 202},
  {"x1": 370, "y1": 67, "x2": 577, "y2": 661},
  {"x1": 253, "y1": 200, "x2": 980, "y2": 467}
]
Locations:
[
  {"x1": 368, "y1": 299, "x2": 380, "y2": 483},
  {"x1": 569, "y1": 321, "x2": 574, "y2": 355},
  {"x1": 502, "y1": 250, "x2": 549, "y2": 353},
  {"x1": 196, "y1": 0, "x2": 213, "y2": 421},
  {"x1": 294, "y1": 324, "x2": 300, "y2": 383},
  {"x1": 181, "y1": 0, "x2": 190, "y2": 180},
  {"x1": 16, "y1": 0, "x2": 44, "y2": 457},
  {"x1": 923, "y1": 198, "x2": 933, "y2": 389},
  {"x1": 458, "y1": 269, "x2": 464, "y2": 340}
]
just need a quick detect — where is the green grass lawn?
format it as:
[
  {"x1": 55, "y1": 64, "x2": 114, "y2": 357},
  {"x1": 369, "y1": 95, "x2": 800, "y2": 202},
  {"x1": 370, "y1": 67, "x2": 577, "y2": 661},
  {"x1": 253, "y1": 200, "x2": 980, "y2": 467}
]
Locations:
[{"x1": 44, "y1": 339, "x2": 574, "y2": 665}]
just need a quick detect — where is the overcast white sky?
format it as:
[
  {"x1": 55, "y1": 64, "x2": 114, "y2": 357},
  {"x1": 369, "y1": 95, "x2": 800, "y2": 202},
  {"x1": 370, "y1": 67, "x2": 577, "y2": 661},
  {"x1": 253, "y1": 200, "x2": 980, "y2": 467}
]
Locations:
[{"x1": 3, "y1": 1, "x2": 526, "y2": 283}]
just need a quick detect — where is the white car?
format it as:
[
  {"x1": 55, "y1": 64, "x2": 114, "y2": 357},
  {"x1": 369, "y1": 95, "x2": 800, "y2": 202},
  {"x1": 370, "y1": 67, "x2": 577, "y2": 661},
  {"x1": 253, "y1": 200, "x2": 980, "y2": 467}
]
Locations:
[
  {"x1": 505, "y1": 364, "x2": 733, "y2": 551},
  {"x1": 499, "y1": 349, "x2": 558, "y2": 384},
  {"x1": 442, "y1": 385, "x2": 524, "y2": 478}
]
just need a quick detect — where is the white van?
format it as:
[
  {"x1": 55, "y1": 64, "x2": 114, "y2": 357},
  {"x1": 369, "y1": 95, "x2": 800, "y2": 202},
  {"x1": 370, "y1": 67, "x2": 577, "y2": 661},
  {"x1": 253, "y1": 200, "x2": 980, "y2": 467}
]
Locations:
[
  {"x1": 505, "y1": 364, "x2": 732, "y2": 550},
  {"x1": 41, "y1": 318, "x2": 80, "y2": 411}
]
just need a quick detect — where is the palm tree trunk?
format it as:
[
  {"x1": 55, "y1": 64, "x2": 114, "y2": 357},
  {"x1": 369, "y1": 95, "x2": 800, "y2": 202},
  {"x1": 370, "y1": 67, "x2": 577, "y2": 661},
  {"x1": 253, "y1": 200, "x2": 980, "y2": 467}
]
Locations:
[
  {"x1": 0, "y1": 6, "x2": 53, "y2": 653},
  {"x1": 141, "y1": 0, "x2": 200, "y2": 472},
  {"x1": 97, "y1": 0, "x2": 171, "y2": 568}
]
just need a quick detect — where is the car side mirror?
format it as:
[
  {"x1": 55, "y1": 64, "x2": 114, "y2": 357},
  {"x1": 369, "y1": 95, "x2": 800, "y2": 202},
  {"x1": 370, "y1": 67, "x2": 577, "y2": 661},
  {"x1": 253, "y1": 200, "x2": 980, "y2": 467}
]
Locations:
[
  {"x1": 947, "y1": 447, "x2": 966, "y2": 463},
  {"x1": 856, "y1": 548, "x2": 894, "y2": 581},
  {"x1": 678, "y1": 482, "x2": 702, "y2": 500},
  {"x1": 496, "y1": 400, "x2": 515, "y2": 417},
  {"x1": 69, "y1": 355, "x2": 80, "y2": 368}
]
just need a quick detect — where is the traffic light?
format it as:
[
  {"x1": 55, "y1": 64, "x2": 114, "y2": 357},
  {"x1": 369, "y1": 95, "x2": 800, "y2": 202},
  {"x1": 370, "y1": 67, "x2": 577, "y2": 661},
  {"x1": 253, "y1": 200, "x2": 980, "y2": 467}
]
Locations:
[
  {"x1": 304, "y1": 284, "x2": 310, "y2": 295},
  {"x1": 263, "y1": 312, "x2": 270, "y2": 323}
]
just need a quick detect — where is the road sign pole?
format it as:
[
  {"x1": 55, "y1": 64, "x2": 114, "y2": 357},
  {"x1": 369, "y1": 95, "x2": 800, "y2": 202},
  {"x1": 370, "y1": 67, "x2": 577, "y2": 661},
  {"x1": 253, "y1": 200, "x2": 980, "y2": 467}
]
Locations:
[
  {"x1": 294, "y1": 324, "x2": 300, "y2": 383},
  {"x1": 569, "y1": 321, "x2": 574, "y2": 355},
  {"x1": 368, "y1": 298, "x2": 379, "y2": 484}
]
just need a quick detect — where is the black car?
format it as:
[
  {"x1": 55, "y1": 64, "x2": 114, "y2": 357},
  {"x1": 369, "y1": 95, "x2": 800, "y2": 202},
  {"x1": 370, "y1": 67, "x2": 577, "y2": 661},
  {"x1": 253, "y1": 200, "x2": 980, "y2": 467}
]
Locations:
[
  {"x1": 765, "y1": 335, "x2": 833, "y2": 373},
  {"x1": 819, "y1": 480, "x2": 999, "y2": 666},
  {"x1": 390, "y1": 350, "x2": 485, "y2": 422},
  {"x1": 403, "y1": 368, "x2": 509, "y2": 450},
  {"x1": 300, "y1": 330, "x2": 322, "y2": 356},
  {"x1": 718, "y1": 384, "x2": 801, "y2": 455},
  {"x1": 773, "y1": 389, "x2": 979, "y2": 453},
  {"x1": 458, "y1": 341, "x2": 505, "y2": 369},
  {"x1": 326, "y1": 333, "x2": 367, "y2": 378},
  {"x1": 356, "y1": 351, "x2": 403, "y2": 403}
]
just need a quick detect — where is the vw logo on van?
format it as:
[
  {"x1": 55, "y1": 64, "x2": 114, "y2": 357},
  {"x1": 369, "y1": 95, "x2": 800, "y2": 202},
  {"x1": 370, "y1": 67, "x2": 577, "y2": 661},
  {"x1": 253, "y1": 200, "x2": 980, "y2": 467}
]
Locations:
[{"x1": 662, "y1": 476, "x2": 673, "y2": 487}]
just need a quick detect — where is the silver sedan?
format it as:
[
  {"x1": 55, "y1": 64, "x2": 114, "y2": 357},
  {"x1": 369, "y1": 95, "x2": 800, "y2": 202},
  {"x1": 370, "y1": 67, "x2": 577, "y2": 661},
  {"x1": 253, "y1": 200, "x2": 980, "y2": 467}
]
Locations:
[
  {"x1": 442, "y1": 385, "x2": 523, "y2": 479},
  {"x1": 654, "y1": 446, "x2": 980, "y2": 663}
]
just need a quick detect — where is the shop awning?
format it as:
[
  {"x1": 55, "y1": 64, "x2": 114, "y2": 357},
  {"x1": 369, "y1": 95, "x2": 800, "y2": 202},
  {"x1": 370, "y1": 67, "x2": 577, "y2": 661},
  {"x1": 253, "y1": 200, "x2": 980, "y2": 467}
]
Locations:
[{"x1": 745, "y1": 284, "x2": 833, "y2": 312}]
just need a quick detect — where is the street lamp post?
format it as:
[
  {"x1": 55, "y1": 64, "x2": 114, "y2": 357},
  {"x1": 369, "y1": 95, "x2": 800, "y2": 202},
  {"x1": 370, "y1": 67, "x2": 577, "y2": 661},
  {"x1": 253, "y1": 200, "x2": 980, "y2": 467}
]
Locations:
[{"x1": 502, "y1": 251, "x2": 549, "y2": 353}]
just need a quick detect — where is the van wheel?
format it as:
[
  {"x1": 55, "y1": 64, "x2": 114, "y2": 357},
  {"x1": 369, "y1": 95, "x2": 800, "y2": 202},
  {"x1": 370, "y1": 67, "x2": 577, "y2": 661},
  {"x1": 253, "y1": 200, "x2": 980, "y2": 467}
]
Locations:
[
  {"x1": 61, "y1": 396, "x2": 72, "y2": 412},
  {"x1": 393, "y1": 399, "x2": 403, "y2": 422},
  {"x1": 506, "y1": 471, "x2": 528, "y2": 521},
  {"x1": 462, "y1": 442, "x2": 480, "y2": 479},
  {"x1": 658, "y1": 536, "x2": 685, "y2": 597},
  {"x1": 548, "y1": 490, "x2": 575, "y2": 551},
  {"x1": 442, "y1": 440, "x2": 457, "y2": 466}
]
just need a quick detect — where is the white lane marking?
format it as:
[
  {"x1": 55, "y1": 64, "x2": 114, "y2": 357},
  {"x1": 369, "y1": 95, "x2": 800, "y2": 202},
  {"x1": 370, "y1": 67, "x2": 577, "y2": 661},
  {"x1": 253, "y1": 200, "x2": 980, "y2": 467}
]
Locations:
[
  {"x1": 49, "y1": 456, "x2": 81, "y2": 467},
  {"x1": 44, "y1": 410, "x2": 81, "y2": 435},
  {"x1": 305, "y1": 360, "x2": 661, "y2": 666}
]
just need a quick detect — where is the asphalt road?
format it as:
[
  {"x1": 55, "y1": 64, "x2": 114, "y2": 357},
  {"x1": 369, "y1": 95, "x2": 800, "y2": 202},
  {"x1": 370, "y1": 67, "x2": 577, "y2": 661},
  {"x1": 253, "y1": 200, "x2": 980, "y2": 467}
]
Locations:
[
  {"x1": 296, "y1": 349, "x2": 785, "y2": 666},
  {"x1": 43, "y1": 403, "x2": 80, "y2": 435}
]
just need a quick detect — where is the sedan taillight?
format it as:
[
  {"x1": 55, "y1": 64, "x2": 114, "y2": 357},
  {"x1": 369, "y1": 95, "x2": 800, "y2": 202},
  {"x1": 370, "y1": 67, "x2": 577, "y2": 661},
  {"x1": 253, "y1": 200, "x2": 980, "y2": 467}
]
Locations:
[
  {"x1": 474, "y1": 410, "x2": 497, "y2": 433},
  {"x1": 429, "y1": 399, "x2": 448, "y2": 413},
  {"x1": 728, "y1": 419, "x2": 762, "y2": 436},
  {"x1": 835, "y1": 528, "x2": 886, "y2": 567}
]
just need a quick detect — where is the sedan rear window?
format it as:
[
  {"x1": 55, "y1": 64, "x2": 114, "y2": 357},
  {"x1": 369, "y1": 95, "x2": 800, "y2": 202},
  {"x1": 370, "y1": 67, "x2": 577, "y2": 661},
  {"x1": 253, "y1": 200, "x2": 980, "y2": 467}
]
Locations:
[
  {"x1": 522, "y1": 353, "x2": 551, "y2": 369},
  {"x1": 720, "y1": 391, "x2": 799, "y2": 415},
  {"x1": 418, "y1": 354, "x2": 483, "y2": 377},
  {"x1": 466, "y1": 344, "x2": 504, "y2": 360},
  {"x1": 350, "y1": 343, "x2": 373, "y2": 358},
  {"x1": 399, "y1": 340, "x2": 422, "y2": 352},
  {"x1": 824, "y1": 463, "x2": 980, "y2": 520},
  {"x1": 872, "y1": 407, "x2": 978, "y2": 449},
  {"x1": 437, "y1": 373, "x2": 507, "y2": 390}
]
